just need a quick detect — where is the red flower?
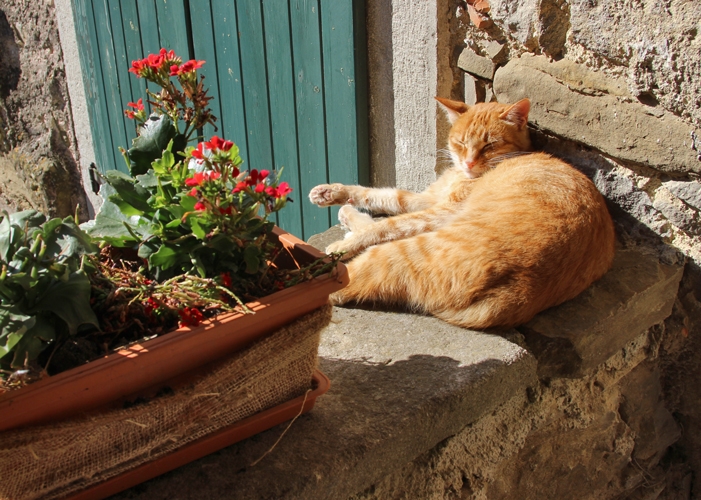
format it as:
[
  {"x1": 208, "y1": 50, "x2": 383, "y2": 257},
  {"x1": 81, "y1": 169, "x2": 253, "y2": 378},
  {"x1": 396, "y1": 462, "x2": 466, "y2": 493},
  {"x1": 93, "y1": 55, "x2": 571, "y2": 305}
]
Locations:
[
  {"x1": 194, "y1": 201, "x2": 206, "y2": 211},
  {"x1": 233, "y1": 181, "x2": 247, "y2": 193},
  {"x1": 124, "y1": 110, "x2": 137, "y2": 119},
  {"x1": 143, "y1": 297, "x2": 159, "y2": 317},
  {"x1": 274, "y1": 182, "x2": 293, "y2": 198},
  {"x1": 127, "y1": 98, "x2": 144, "y2": 111},
  {"x1": 219, "y1": 205, "x2": 233, "y2": 215},
  {"x1": 178, "y1": 307, "x2": 204, "y2": 327},
  {"x1": 255, "y1": 183, "x2": 266, "y2": 193},
  {"x1": 246, "y1": 169, "x2": 259, "y2": 186},
  {"x1": 265, "y1": 186, "x2": 276, "y2": 196},
  {"x1": 177, "y1": 59, "x2": 206, "y2": 74},
  {"x1": 185, "y1": 171, "x2": 205, "y2": 187},
  {"x1": 128, "y1": 59, "x2": 148, "y2": 76},
  {"x1": 190, "y1": 142, "x2": 206, "y2": 160},
  {"x1": 205, "y1": 135, "x2": 234, "y2": 152},
  {"x1": 169, "y1": 64, "x2": 180, "y2": 76},
  {"x1": 259, "y1": 169, "x2": 269, "y2": 180},
  {"x1": 147, "y1": 53, "x2": 165, "y2": 70},
  {"x1": 188, "y1": 187, "x2": 198, "y2": 197},
  {"x1": 221, "y1": 272, "x2": 232, "y2": 288},
  {"x1": 232, "y1": 167, "x2": 240, "y2": 177}
]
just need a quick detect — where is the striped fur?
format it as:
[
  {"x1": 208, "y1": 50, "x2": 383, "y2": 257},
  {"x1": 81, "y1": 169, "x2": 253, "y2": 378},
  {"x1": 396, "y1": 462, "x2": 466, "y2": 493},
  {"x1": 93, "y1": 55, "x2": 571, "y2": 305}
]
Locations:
[{"x1": 308, "y1": 98, "x2": 616, "y2": 329}]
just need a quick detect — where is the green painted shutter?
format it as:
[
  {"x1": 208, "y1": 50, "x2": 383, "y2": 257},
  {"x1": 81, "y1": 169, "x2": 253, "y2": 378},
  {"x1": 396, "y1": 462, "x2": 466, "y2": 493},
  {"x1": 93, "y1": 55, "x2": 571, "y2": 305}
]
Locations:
[{"x1": 72, "y1": 0, "x2": 369, "y2": 240}]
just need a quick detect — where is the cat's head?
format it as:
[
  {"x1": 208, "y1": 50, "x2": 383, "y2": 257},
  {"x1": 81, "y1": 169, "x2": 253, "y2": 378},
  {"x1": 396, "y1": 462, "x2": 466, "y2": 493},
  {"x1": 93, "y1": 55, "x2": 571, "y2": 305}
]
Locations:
[{"x1": 436, "y1": 98, "x2": 533, "y2": 178}]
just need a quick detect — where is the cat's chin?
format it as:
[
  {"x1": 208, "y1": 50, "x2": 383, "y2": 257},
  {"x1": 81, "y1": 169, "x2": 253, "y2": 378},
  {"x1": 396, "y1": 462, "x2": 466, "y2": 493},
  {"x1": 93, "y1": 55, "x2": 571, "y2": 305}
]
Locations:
[{"x1": 462, "y1": 169, "x2": 479, "y2": 179}]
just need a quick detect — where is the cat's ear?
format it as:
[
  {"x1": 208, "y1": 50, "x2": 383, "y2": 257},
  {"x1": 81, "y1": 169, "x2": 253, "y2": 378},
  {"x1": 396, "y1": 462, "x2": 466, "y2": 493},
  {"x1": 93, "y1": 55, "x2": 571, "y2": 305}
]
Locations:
[
  {"x1": 436, "y1": 97, "x2": 469, "y2": 124},
  {"x1": 499, "y1": 98, "x2": 531, "y2": 129}
]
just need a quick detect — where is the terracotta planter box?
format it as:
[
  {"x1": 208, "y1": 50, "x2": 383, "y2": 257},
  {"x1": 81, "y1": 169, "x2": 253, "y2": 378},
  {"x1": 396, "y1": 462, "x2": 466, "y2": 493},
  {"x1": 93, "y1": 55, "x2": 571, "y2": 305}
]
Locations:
[
  {"x1": 69, "y1": 369, "x2": 330, "y2": 500},
  {"x1": 0, "y1": 226, "x2": 347, "y2": 432}
]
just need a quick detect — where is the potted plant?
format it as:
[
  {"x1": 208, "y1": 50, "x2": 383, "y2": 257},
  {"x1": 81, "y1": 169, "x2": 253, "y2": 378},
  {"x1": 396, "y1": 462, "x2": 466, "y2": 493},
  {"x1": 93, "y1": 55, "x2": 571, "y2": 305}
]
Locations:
[{"x1": 0, "y1": 49, "x2": 345, "y2": 499}]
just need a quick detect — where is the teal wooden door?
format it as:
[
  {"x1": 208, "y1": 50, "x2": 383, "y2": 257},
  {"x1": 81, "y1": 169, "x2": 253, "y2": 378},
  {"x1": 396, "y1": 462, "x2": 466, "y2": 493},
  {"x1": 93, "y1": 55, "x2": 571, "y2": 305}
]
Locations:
[{"x1": 72, "y1": 0, "x2": 369, "y2": 240}]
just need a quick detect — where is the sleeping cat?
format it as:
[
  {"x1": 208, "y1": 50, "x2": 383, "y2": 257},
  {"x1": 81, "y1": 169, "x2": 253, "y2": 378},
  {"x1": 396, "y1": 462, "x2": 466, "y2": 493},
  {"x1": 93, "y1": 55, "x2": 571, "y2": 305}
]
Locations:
[{"x1": 308, "y1": 97, "x2": 615, "y2": 329}]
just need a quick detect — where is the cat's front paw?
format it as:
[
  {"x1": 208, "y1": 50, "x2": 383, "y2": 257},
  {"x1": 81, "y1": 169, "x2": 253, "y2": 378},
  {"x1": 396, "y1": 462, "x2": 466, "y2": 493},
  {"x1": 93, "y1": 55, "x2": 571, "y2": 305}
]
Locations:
[{"x1": 309, "y1": 183, "x2": 349, "y2": 207}]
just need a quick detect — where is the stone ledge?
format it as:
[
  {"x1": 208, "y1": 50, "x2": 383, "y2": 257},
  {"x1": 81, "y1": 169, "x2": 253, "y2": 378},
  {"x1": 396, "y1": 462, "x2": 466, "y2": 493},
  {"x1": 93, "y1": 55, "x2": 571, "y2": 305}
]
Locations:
[
  {"x1": 112, "y1": 308, "x2": 536, "y2": 500},
  {"x1": 519, "y1": 244, "x2": 684, "y2": 379}
]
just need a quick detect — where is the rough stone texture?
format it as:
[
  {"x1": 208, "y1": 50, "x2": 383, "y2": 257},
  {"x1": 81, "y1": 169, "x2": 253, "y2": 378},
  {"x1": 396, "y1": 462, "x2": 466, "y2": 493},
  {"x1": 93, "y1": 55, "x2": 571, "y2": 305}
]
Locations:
[
  {"x1": 111, "y1": 306, "x2": 537, "y2": 500},
  {"x1": 0, "y1": 1, "x2": 87, "y2": 219},
  {"x1": 457, "y1": 47, "x2": 495, "y2": 80},
  {"x1": 520, "y1": 244, "x2": 684, "y2": 378},
  {"x1": 442, "y1": 0, "x2": 701, "y2": 494},
  {"x1": 484, "y1": 0, "x2": 701, "y2": 128},
  {"x1": 664, "y1": 180, "x2": 701, "y2": 212},
  {"x1": 493, "y1": 55, "x2": 700, "y2": 174},
  {"x1": 352, "y1": 329, "x2": 687, "y2": 500}
]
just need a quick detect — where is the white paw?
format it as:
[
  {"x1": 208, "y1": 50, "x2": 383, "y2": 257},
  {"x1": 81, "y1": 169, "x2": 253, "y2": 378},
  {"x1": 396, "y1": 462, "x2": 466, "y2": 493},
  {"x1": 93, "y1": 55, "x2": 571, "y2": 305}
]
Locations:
[
  {"x1": 338, "y1": 204, "x2": 358, "y2": 228},
  {"x1": 309, "y1": 183, "x2": 348, "y2": 207}
]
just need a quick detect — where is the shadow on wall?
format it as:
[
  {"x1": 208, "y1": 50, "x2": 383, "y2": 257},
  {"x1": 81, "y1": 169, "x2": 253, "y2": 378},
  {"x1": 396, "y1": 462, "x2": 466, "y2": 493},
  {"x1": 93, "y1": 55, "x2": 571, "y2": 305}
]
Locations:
[{"x1": 0, "y1": 10, "x2": 20, "y2": 100}]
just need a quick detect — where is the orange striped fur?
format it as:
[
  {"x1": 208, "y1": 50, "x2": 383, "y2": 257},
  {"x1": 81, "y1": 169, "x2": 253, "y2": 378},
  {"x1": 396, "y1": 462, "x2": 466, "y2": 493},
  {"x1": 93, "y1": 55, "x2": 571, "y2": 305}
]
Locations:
[{"x1": 308, "y1": 98, "x2": 616, "y2": 329}]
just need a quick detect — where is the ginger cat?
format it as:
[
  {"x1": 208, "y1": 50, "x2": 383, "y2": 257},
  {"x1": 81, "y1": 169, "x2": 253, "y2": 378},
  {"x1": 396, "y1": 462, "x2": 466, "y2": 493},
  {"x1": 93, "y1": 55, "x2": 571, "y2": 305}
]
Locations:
[{"x1": 309, "y1": 98, "x2": 615, "y2": 329}]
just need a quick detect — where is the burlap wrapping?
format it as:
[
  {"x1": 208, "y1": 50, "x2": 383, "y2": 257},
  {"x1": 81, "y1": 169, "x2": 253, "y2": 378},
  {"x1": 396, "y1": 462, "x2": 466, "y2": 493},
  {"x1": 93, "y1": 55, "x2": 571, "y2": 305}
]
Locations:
[{"x1": 0, "y1": 303, "x2": 332, "y2": 500}]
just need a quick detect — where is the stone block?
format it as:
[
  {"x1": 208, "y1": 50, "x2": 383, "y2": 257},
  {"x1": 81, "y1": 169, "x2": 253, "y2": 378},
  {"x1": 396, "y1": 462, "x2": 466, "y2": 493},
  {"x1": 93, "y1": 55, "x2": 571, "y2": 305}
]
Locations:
[
  {"x1": 464, "y1": 73, "x2": 486, "y2": 105},
  {"x1": 619, "y1": 362, "x2": 681, "y2": 463},
  {"x1": 458, "y1": 47, "x2": 495, "y2": 80},
  {"x1": 519, "y1": 245, "x2": 684, "y2": 379},
  {"x1": 664, "y1": 180, "x2": 701, "y2": 212},
  {"x1": 493, "y1": 55, "x2": 701, "y2": 174},
  {"x1": 485, "y1": 40, "x2": 507, "y2": 64}
]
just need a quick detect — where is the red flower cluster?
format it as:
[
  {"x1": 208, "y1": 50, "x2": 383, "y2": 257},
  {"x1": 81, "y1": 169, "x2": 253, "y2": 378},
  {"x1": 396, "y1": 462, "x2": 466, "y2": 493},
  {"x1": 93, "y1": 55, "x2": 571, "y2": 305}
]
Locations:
[
  {"x1": 178, "y1": 306, "x2": 204, "y2": 327},
  {"x1": 129, "y1": 48, "x2": 181, "y2": 77},
  {"x1": 143, "y1": 297, "x2": 159, "y2": 317},
  {"x1": 266, "y1": 181, "x2": 293, "y2": 199},
  {"x1": 170, "y1": 59, "x2": 205, "y2": 76},
  {"x1": 233, "y1": 169, "x2": 270, "y2": 193},
  {"x1": 124, "y1": 98, "x2": 145, "y2": 120},
  {"x1": 185, "y1": 171, "x2": 221, "y2": 187},
  {"x1": 205, "y1": 135, "x2": 234, "y2": 152}
]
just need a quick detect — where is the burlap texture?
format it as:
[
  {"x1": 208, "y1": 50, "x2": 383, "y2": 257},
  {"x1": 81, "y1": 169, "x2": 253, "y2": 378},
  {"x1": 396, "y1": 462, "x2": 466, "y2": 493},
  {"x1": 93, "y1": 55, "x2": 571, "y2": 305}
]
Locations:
[{"x1": 0, "y1": 304, "x2": 332, "y2": 500}]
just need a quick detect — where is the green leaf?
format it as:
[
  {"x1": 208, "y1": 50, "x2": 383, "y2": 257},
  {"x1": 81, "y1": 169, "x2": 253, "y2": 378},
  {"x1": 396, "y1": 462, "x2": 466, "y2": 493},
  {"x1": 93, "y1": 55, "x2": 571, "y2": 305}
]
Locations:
[
  {"x1": 135, "y1": 170, "x2": 160, "y2": 189},
  {"x1": 190, "y1": 218, "x2": 206, "y2": 240},
  {"x1": 0, "y1": 305, "x2": 33, "y2": 360},
  {"x1": 10, "y1": 315, "x2": 56, "y2": 368},
  {"x1": 28, "y1": 270, "x2": 99, "y2": 336},
  {"x1": 85, "y1": 184, "x2": 153, "y2": 244},
  {"x1": 9, "y1": 210, "x2": 47, "y2": 229},
  {"x1": 42, "y1": 217, "x2": 98, "y2": 262},
  {"x1": 243, "y1": 245, "x2": 261, "y2": 274},
  {"x1": 128, "y1": 115, "x2": 177, "y2": 175},
  {"x1": 104, "y1": 170, "x2": 152, "y2": 214},
  {"x1": 180, "y1": 194, "x2": 196, "y2": 212},
  {"x1": 0, "y1": 213, "x2": 12, "y2": 262},
  {"x1": 152, "y1": 148, "x2": 175, "y2": 175},
  {"x1": 149, "y1": 244, "x2": 179, "y2": 269}
]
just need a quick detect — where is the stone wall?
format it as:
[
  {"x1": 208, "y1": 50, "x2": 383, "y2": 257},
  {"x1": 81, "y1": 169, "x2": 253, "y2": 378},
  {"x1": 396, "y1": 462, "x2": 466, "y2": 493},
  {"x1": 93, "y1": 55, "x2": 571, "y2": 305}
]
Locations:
[
  {"x1": 434, "y1": 0, "x2": 701, "y2": 497},
  {"x1": 0, "y1": 0, "x2": 87, "y2": 219}
]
